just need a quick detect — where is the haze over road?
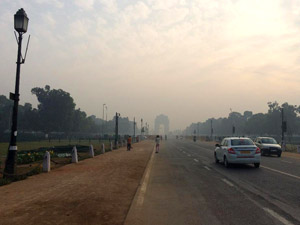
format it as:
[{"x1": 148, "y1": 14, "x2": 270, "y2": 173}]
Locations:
[{"x1": 126, "y1": 139, "x2": 300, "y2": 225}]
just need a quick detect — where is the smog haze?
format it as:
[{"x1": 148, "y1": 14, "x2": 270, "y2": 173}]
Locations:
[{"x1": 1, "y1": 0, "x2": 300, "y2": 130}]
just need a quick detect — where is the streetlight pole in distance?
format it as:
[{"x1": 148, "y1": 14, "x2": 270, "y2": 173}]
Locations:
[
  {"x1": 141, "y1": 118, "x2": 143, "y2": 138},
  {"x1": 133, "y1": 117, "x2": 136, "y2": 143},
  {"x1": 4, "y1": 8, "x2": 29, "y2": 177},
  {"x1": 114, "y1": 112, "x2": 120, "y2": 148},
  {"x1": 281, "y1": 108, "x2": 284, "y2": 145},
  {"x1": 104, "y1": 105, "x2": 107, "y2": 135},
  {"x1": 105, "y1": 105, "x2": 107, "y2": 122},
  {"x1": 102, "y1": 103, "x2": 106, "y2": 136},
  {"x1": 281, "y1": 108, "x2": 287, "y2": 149},
  {"x1": 210, "y1": 119, "x2": 213, "y2": 141}
]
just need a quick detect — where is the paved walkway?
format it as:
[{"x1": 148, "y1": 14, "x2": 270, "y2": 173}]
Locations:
[{"x1": 0, "y1": 141, "x2": 153, "y2": 225}]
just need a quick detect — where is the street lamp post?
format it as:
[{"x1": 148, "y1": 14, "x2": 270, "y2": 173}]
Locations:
[
  {"x1": 141, "y1": 118, "x2": 143, "y2": 135},
  {"x1": 4, "y1": 8, "x2": 29, "y2": 177},
  {"x1": 105, "y1": 105, "x2": 107, "y2": 122},
  {"x1": 102, "y1": 103, "x2": 106, "y2": 136},
  {"x1": 281, "y1": 108, "x2": 287, "y2": 149},
  {"x1": 210, "y1": 119, "x2": 213, "y2": 141},
  {"x1": 114, "y1": 112, "x2": 120, "y2": 148},
  {"x1": 133, "y1": 117, "x2": 136, "y2": 143}
]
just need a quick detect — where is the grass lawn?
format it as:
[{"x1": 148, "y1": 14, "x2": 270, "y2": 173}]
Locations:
[{"x1": 286, "y1": 144, "x2": 298, "y2": 153}]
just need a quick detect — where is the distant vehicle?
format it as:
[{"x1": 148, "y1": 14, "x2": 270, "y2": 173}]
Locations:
[
  {"x1": 214, "y1": 137, "x2": 261, "y2": 168},
  {"x1": 254, "y1": 137, "x2": 282, "y2": 157}
]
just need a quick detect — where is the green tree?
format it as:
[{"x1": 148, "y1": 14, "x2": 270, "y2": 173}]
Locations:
[
  {"x1": 0, "y1": 95, "x2": 13, "y2": 133},
  {"x1": 31, "y1": 85, "x2": 76, "y2": 133}
]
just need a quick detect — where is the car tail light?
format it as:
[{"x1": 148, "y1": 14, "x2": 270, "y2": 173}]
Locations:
[
  {"x1": 255, "y1": 147, "x2": 261, "y2": 154},
  {"x1": 228, "y1": 148, "x2": 236, "y2": 154}
]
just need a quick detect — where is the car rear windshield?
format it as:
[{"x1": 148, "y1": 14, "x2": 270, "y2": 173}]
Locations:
[
  {"x1": 261, "y1": 138, "x2": 277, "y2": 144},
  {"x1": 231, "y1": 139, "x2": 253, "y2": 146}
]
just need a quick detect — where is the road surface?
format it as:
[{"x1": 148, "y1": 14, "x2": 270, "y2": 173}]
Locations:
[{"x1": 125, "y1": 139, "x2": 300, "y2": 225}]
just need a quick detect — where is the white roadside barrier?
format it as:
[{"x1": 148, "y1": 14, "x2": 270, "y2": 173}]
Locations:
[
  {"x1": 43, "y1": 151, "x2": 51, "y2": 172},
  {"x1": 102, "y1": 143, "x2": 105, "y2": 154},
  {"x1": 89, "y1": 144, "x2": 94, "y2": 158},
  {"x1": 281, "y1": 142, "x2": 286, "y2": 151},
  {"x1": 72, "y1": 146, "x2": 78, "y2": 163}
]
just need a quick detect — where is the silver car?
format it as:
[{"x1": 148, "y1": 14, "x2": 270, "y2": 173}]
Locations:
[
  {"x1": 214, "y1": 137, "x2": 261, "y2": 168},
  {"x1": 254, "y1": 137, "x2": 282, "y2": 157}
]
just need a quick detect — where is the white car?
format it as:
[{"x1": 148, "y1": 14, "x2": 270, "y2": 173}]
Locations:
[{"x1": 214, "y1": 137, "x2": 261, "y2": 168}]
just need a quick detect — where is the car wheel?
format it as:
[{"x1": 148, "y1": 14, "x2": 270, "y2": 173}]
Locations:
[
  {"x1": 214, "y1": 152, "x2": 219, "y2": 163},
  {"x1": 277, "y1": 153, "x2": 281, "y2": 157},
  {"x1": 254, "y1": 163, "x2": 260, "y2": 168},
  {"x1": 224, "y1": 156, "x2": 230, "y2": 168}
]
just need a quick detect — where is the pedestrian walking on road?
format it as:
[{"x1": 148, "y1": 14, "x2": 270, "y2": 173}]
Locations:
[
  {"x1": 155, "y1": 135, "x2": 160, "y2": 153},
  {"x1": 127, "y1": 136, "x2": 132, "y2": 151}
]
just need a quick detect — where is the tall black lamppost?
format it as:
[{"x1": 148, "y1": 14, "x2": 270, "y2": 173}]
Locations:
[
  {"x1": 210, "y1": 119, "x2": 213, "y2": 141},
  {"x1": 102, "y1": 103, "x2": 106, "y2": 136},
  {"x1": 114, "y1": 112, "x2": 120, "y2": 148},
  {"x1": 281, "y1": 108, "x2": 287, "y2": 148},
  {"x1": 4, "y1": 8, "x2": 29, "y2": 176},
  {"x1": 141, "y1": 118, "x2": 143, "y2": 136},
  {"x1": 133, "y1": 117, "x2": 136, "y2": 143}
]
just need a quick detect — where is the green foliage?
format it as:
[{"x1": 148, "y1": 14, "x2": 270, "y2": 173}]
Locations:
[
  {"x1": 0, "y1": 85, "x2": 138, "y2": 137},
  {"x1": 17, "y1": 151, "x2": 46, "y2": 164},
  {"x1": 187, "y1": 101, "x2": 300, "y2": 137},
  {"x1": 0, "y1": 95, "x2": 13, "y2": 133},
  {"x1": 0, "y1": 178, "x2": 12, "y2": 186},
  {"x1": 31, "y1": 85, "x2": 76, "y2": 133}
]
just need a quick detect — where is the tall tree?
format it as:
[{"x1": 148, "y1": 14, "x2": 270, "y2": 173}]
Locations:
[
  {"x1": 0, "y1": 95, "x2": 13, "y2": 133},
  {"x1": 31, "y1": 85, "x2": 76, "y2": 133}
]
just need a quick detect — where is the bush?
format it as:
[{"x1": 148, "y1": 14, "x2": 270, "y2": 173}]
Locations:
[{"x1": 0, "y1": 178, "x2": 12, "y2": 186}]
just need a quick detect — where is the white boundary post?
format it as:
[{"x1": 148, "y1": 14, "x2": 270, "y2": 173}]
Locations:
[
  {"x1": 89, "y1": 144, "x2": 94, "y2": 158},
  {"x1": 72, "y1": 146, "x2": 78, "y2": 163},
  {"x1": 102, "y1": 143, "x2": 105, "y2": 154},
  {"x1": 43, "y1": 151, "x2": 51, "y2": 172},
  {"x1": 110, "y1": 142, "x2": 113, "y2": 151}
]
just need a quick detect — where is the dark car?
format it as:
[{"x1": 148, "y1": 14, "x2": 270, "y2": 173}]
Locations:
[{"x1": 254, "y1": 137, "x2": 282, "y2": 157}]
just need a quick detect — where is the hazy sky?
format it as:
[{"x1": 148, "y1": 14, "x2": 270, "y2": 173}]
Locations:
[{"x1": 1, "y1": 0, "x2": 300, "y2": 130}]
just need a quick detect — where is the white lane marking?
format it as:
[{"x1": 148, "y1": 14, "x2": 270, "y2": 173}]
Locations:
[
  {"x1": 183, "y1": 151, "x2": 186, "y2": 153},
  {"x1": 261, "y1": 166, "x2": 300, "y2": 180},
  {"x1": 136, "y1": 147, "x2": 155, "y2": 206},
  {"x1": 187, "y1": 154, "x2": 191, "y2": 157},
  {"x1": 193, "y1": 159, "x2": 199, "y2": 162},
  {"x1": 281, "y1": 160, "x2": 292, "y2": 164},
  {"x1": 263, "y1": 208, "x2": 294, "y2": 225},
  {"x1": 222, "y1": 178, "x2": 234, "y2": 187},
  {"x1": 204, "y1": 166, "x2": 211, "y2": 171}
]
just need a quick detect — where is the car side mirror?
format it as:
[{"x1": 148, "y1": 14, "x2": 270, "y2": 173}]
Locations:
[{"x1": 215, "y1": 144, "x2": 220, "y2": 147}]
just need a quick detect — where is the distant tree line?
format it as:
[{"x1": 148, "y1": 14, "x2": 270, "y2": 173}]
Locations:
[
  {"x1": 185, "y1": 102, "x2": 300, "y2": 140},
  {"x1": 0, "y1": 85, "x2": 138, "y2": 141}
]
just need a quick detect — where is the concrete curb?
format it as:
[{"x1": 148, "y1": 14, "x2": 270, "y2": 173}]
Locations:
[{"x1": 124, "y1": 145, "x2": 156, "y2": 225}]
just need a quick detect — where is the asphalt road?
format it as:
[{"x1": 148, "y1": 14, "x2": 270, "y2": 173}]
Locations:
[{"x1": 125, "y1": 139, "x2": 300, "y2": 225}]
